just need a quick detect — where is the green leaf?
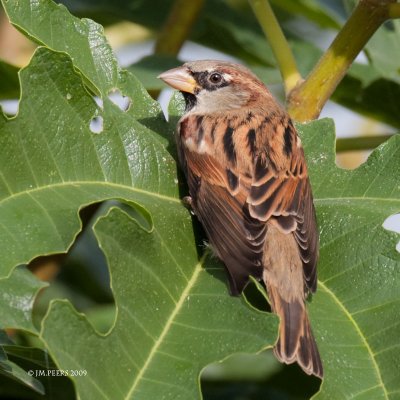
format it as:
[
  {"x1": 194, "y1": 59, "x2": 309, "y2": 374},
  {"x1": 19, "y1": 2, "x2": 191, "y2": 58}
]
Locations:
[
  {"x1": 57, "y1": 0, "x2": 174, "y2": 29},
  {"x1": 0, "y1": 333, "x2": 46, "y2": 396},
  {"x1": 0, "y1": 349, "x2": 6, "y2": 363},
  {"x1": 2, "y1": 0, "x2": 167, "y2": 130},
  {"x1": 4, "y1": 0, "x2": 116, "y2": 94},
  {"x1": 0, "y1": 44, "x2": 177, "y2": 278},
  {"x1": 0, "y1": 332, "x2": 10, "y2": 376},
  {"x1": 297, "y1": 120, "x2": 400, "y2": 399},
  {"x1": 197, "y1": 13, "x2": 276, "y2": 66},
  {"x1": 0, "y1": 267, "x2": 47, "y2": 333},
  {"x1": 334, "y1": 75, "x2": 400, "y2": 130},
  {"x1": 3, "y1": 345, "x2": 56, "y2": 370},
  {"x1": 85, "y1": 304, "x2": 116, "y2": 334},
  {"x1": 0, "y1": 341, "x2": 76, "y2": 399},
  {"x1": 0, "y1": 358, "x2": 45, "y2": 395},
  {"x1": 0, "y1": 267, "x2": 48, "y2": 395},
  {"x1": 270, "y1": 0, "x2": 342, "y2": 29},
  {"x1": 0, "y1": 60, "x2": 20, "y2": 100},
  {"x1": 364, "y1": 20, "x2": 400, "y2": 84},
  {"x1": 40, "y1": 206, "x2": 277, "y2": 399}
]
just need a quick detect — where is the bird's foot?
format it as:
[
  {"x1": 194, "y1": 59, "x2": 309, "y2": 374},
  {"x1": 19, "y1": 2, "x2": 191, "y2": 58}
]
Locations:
[{"x1": 182, "y1": 196, "x2": 195, "y2": 215}]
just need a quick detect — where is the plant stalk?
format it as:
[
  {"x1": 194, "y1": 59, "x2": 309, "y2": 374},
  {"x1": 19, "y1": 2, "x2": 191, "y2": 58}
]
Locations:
[
  {"x1": 154, "y1": 0, "x2": 204, "y2": 56},
  {"x1": 248, "y1": 0, "x2": 302, "y2": 94},
  {"x1": 287, "y1": 0, "x2": 395, "y2": 122},
  {"x1": 336, "y1": 134, "x2": 394, "y2": 152}
]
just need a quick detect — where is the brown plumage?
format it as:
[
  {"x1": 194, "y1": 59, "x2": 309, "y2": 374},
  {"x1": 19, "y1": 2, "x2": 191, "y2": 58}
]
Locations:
[{"x1": 159, "y1": 60, "x2": 323, "y2": 378}]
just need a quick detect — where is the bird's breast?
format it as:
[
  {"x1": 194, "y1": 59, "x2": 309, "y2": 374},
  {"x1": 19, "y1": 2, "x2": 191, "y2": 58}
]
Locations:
[
  {"x1": 178, "y1": 112, "x2": 261, "y2": 177},
  {"x1": 179, "y1": 114, "x2": 212, "y2": 154}
]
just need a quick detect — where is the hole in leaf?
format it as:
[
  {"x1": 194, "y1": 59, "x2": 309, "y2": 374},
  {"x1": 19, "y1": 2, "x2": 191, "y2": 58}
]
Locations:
[
  {"x1": 29, "y1": 202, "x2": 116, "y2": 334},
  {"x1": 93, "y1": 96, "x2": 103, "y2": 110},
  {"x1": 243, "y1": 278, "x2": 271, "y2": 313},
  {"x1": 335, "y1": 150, "x2": 370, "y2": 170},
  {"x1": 0, "y1": 100, "x2": 19, "y2": 118},
  {"x1": 158, "y1": 88, "x2": 174, "y2": 120},
  {"x1": 383, "y1": 213, "x2": 400, "y2": 253},
  {"x1": 201, "y1": 351, "x2": 320, "y2": 398},
  {"x1": 108, "y1": 89, "x2": 131, "y2": 112},
  {"x1": 89, "y1": 116, "x2": 103, "y2": 134}
]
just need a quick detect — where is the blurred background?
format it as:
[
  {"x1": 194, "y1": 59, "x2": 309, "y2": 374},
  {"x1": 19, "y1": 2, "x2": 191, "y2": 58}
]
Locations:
[{"x1": 0, "y1": 0, "x2": 399, "y2": 398}]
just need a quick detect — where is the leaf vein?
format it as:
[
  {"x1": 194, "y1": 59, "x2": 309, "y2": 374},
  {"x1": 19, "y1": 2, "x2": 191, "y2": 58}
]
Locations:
[
  {"x1": 55, "y1": 347, "x2": 110, "y2": 400},
  {"x1": 120, "y1": 304, "x2": 157, "y2": 343},
  {"x1": 0, "y1": 171, "x2": 14, "y2": 195},
  {"x1": 373, "y1": 343, "x2": 400, "y2": 357},
  {"x1": 319, "y1": 281, "x2": 389, "y2": 399},
  {"x1": 367, "y1": 321, "x2": 400, "y2": 340},
  {"x1": 26, "y1": 192, "x2": 64, "y2": 245},
  {"x1": 153, "y1": 229, "x2": 190, "y2": 282},
  {"x1": 123, "y1": 253, "x2": 207, "y2": 400},
  {"x1": 349, "y1": 384, "x2": 382, "y2": 399},
  {"x1": 0, "y1": 181, "x2": 180, "y2": 207},
  {"x1": 352, "y1": 299, "x2": 400, "y2": 316}
]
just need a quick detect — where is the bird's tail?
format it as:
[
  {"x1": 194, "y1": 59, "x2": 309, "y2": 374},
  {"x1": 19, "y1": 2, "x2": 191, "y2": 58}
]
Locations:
[{"x1": 267, "y1": 284, "x2": 323, "y2": 378}]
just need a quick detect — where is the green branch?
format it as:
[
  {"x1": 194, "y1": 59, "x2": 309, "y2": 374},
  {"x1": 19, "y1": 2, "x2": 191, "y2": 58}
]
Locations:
[
  {"x1": 154, "y1": 0, "x2": 204, "y2": 56},
  {"x1": 248, "y1": 0, "x2": 302, "y2": 95},
  {"x1": 336, "y1": 135, "x2": 394, "y2": 152},
  {"x1": 287, "y1": 0, "x2": 395, "y2": 122}
]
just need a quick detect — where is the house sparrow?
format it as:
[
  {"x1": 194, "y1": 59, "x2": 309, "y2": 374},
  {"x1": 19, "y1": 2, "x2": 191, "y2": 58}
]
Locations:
[{"x1": 159, "y1": 60, "x2": 323, "y2": 378}]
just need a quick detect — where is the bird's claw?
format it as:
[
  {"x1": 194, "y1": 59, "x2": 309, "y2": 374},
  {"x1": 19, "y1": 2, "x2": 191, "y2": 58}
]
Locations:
[{"x1": 182, "y1": 196, "x2": 195, "y2": 215}]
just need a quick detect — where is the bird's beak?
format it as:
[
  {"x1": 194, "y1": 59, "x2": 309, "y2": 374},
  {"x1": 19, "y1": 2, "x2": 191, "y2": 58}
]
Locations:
[{"x1": 158, "y1": 66, "x2": 198, "y2": 94}]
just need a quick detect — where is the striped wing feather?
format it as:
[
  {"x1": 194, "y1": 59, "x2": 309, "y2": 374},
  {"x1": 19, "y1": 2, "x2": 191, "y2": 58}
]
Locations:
[
  {"x1": 247, "y1": 136, "x2": 319, "y2": 293},
  {"x1": 184, "y1": 151, "x2": 265, "y2": 295},
  {"x1": 179, "y1": 114, "x2": 318, "y2": 294}
]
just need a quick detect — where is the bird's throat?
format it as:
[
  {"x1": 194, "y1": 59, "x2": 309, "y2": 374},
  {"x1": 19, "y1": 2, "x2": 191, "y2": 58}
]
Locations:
[{"x1": 182, "y1": 92, "x2": 197, "y2": 111}]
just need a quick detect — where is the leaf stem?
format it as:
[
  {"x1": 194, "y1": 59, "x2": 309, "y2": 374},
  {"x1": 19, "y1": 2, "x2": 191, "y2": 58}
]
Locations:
[
  {"x1": 336, "y1": 134, "x2": 393, "y2": 152},
  {"x1": 154, "y1": 0, "x2": 204, "y2": 56},
  {"x1": 248, "y1": 0, "x2": 302, "y2": 94},
  {"x1": 287, "y1": 0, "x2": 395, "y2": 122}
]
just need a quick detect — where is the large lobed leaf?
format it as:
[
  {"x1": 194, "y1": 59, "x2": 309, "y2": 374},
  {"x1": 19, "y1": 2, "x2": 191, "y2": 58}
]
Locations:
[
  {"x1": 0, "y1": 0, "x2": 179, "y2": 277},
  {"x1": 0, "y1": 330, "x2": 45, "y2": 395},
  {"x1": 0, "y1": 45, "x2": 176, "y2": 277},
  {"x1": 0, "y1": 333, "x2": 76, "y2": 399},
  {"x1": 1, "y1": 0, "x2": 400, "y2": 399},
  {"x1": 300, "y1": 120, "x2": 400, "y2": 399},
  {"x1": 0, "y1": 268, "x2": 47, "y2": 394},
  {"x1": 41, "y1": 206, "x2": 277, "y2": 399},
  {"x1": 0, "y1": 267, "x2": 47, "y2": 333}
]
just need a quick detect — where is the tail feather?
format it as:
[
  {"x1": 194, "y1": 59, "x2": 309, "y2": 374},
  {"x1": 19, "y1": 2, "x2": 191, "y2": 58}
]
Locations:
[{"x1": 268, "y1": 284, "x2": 323, "y2": 378}]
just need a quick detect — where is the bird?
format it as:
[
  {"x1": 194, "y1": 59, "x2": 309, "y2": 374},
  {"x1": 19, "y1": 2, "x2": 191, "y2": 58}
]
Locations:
[{"x1": 158, "y1": 60, "x2": 323, "y2": 378}]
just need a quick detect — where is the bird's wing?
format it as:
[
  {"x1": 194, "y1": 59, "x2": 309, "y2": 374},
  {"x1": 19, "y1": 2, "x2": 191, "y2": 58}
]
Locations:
[
  {"x1": 179, "y1": 114, "x2": 318, "y2": 295},
  {"x1": 183, "y1": 149, "x2": 266, "y2": 295},
  {"x1": 246, "y1": 118, "x2": 319, "y2": 293}
]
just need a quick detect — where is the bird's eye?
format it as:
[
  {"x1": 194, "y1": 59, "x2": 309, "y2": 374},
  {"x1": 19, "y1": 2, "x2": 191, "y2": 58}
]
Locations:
[{"x1": 209, "y1": 73, "x2": 222, "y2": 84}]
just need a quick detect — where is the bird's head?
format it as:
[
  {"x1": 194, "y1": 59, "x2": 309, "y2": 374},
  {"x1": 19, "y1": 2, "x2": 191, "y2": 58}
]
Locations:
[{"x1": 158, "y1": 60, "x2": 271, "y2": 114}]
